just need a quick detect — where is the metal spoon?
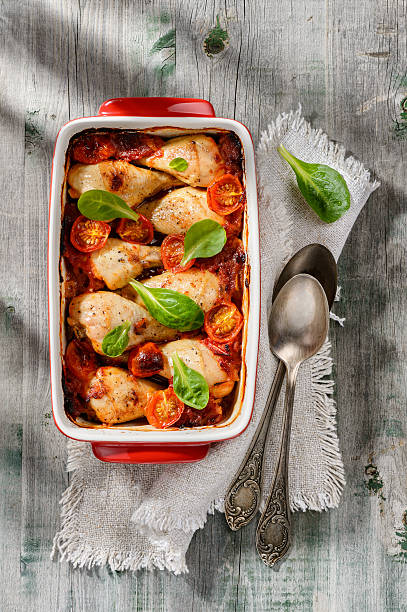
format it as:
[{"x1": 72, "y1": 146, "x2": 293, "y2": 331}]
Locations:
[
  {"x1": 272, "y1": 244, "x2": 337, "y2": 306},
  {"x1": 225, "y1": 245, "x2": 336, "y2": 531},
  {"x1": 255, "y1": 274, "x2": 329, "y2": 566}
]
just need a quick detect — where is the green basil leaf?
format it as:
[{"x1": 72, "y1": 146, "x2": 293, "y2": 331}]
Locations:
[
  {"x1": 78, "y1": 189, "x2": 139, "y2": 222},
  {"x1": 101, "y1": 321, "x2": 131, "y2": 357},
  {"x1": 172, "y1": 352, "x2": 209, "y2": 410},
  {"x1": 181, "y1": 219, "x2": 227, "y2": 266},
  {"x1": 277, "y1": 145, "x2": 351, "y2": 223},
  {"x1": 129, "y1": 280, "x2": 204, "y2": 331},
  {"x1": 168, "y1": 157, "x2": 188, "y2": 172}
]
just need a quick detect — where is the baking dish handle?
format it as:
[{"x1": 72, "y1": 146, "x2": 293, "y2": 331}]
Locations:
[
  {"x1": 91, "y1": 442, "x2": 210, "y2": 464},
  {"x1": 98, "y1": 97, "x2": 216, "y2": 117}
]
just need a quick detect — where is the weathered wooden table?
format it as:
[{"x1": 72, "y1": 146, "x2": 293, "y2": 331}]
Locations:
[{"x1": 1, "y1": 1, "x2": 406, "y2": 610}]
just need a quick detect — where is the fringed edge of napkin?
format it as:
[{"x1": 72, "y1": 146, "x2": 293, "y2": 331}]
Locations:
[
  {"x1": 298, "y1": 338, "x2": 344, "y2": 511},
  {"x1": 52, "y1": 441, "x2": 189, "y2": 573}
]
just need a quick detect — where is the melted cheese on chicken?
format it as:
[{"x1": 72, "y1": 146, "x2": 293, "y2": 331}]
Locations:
[
  {"x1": 67, "y1": 161, "x2": 181, "y2": 206},
  {"x1": 90, "y1": 238, "x2": 162, "y2": 290},
  {"x1": 87, "y1": 366, "x2": 159, "y2": 424},
  {"x1": 137, "y1": 186, "x2": 223, "y2": 234},
  {"x1": 68, "y1": 291, "x2": 178, "y2": 354},
  {"x1": 139, "y1": 135, "x2": 225, "y2": 187}
]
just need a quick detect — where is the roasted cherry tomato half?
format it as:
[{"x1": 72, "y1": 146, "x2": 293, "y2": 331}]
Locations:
[
  {"x1": 204, "y1": 301, "x2": 244, "y2": 344},
  {"x1": 145, "y1": 388, "x2": 184, "y2": 429},
  {"x1": 65, "y1": 339, "x2": 98, "y2": 382},
  {"x1": 116, "y1": 215, "x2": 154, "y2": 244},
  {"x1": 70, "y1": 215, "x2": 111, "y2": 253},
  {"x1": 128, "y1": 342, "x2": 164, "y2": 378},
  {"x1": 207, "y1": 174, "x2": 245, "y2": 216},
  {"x1": 71, "y1": 133, "x2": 116, "y2": 164},
  {"x1": 161, "y1": 234, "x2": 196, "y2": 273}
]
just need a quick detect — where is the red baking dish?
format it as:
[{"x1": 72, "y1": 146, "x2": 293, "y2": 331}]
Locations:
[{"x1": 48, "y1": 97, "x2": 260, "y2": 464}]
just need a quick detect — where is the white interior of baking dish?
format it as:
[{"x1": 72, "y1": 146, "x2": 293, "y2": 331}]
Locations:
[{"x1": 49, "y1": 117, "x2": 260, "y2": 443}]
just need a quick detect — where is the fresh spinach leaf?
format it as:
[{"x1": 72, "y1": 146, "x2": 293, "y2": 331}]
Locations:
[
  {"x1": 168, "y1": 157, "x2": 188, "y2": 172},
  {"x1": 78, "y1": 189, "x2": 139, "y2": 222},
  {"x1": 277, "y1": 145, "x2": 351, "y2": 223},
  {"x1": 101, "y1": 321, "x2": 131, "y2": 357},
  {"x1": 129, "y1": 280, "x2": 204, "y2": 331},
  {"x1": 181, "y1": 219, "x2": 227, "y2": 265},
  {"x1": 172, "y1": 352, "x2": 209, "y2": 410}
]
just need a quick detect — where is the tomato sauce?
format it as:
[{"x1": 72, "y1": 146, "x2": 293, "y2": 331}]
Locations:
[
  {"x1": 218, "y1": 133, "x2": 243, "y2": 180},
  {"x1": 175, "y1": 396, "x2": 223, "y2": 427},
  {"x1": 196, "y1": 236, "x2": 245, "y2": 304},
  {"x1": 223, "y1": 210, "x2": 243, "y2": 237},
  {"x1": 63, "y1": 240, "x2": 105, "y2": 295},
  {"x1": 71, "y1": 131, "x2": 164, "y2": 164}
]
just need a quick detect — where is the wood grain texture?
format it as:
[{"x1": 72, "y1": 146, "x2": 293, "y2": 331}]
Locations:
[{"x1": 0, "y1": 0, "x2": 406, "y2": 610}]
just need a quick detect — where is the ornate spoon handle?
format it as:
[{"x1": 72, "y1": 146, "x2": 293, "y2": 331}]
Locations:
[
  {"x1": 255, "y1": 366, "x2": 298, "y2": 567},
  {"x1": 224, "y1": 360, "x2": 285, "y2": 531}
]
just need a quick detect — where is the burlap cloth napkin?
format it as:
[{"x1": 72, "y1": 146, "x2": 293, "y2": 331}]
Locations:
[{"x1": 53, "y1": 107, "x2": 379, "y2": 573}]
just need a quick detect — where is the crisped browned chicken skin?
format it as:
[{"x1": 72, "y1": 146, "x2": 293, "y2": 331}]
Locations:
[
  {"x1": 90, "y1": 238, "x2": 162, "y2": 290},
  {"x1": 138, "y1": 135, "x2": 225, "y2": 187},
  {"x1": 137, "y1": 186, "x2": 224, "y2": 235},
  {"x1": 86, "y1": 366, "x2": 159, "y2": 424},
  {"x1": 159, "y1": 339, "x2": 237, "y2": 396},
  {"x1": 68, "y1": 291, "x2": 179, "y2": 354},
  {"x1": 119, "y1": 269, "x2": 226, "y2": 311},
  {"x1": 67, "y1": 161, "x2": 181, "y2": 206}
]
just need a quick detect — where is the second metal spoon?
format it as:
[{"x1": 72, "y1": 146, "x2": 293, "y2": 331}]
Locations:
[
  {"x1": 256, "y1": 274, "x2": 329, "y2": 566},
  {"x1": 225, "y1": 244, "x2": 336, "y2": 531}
]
